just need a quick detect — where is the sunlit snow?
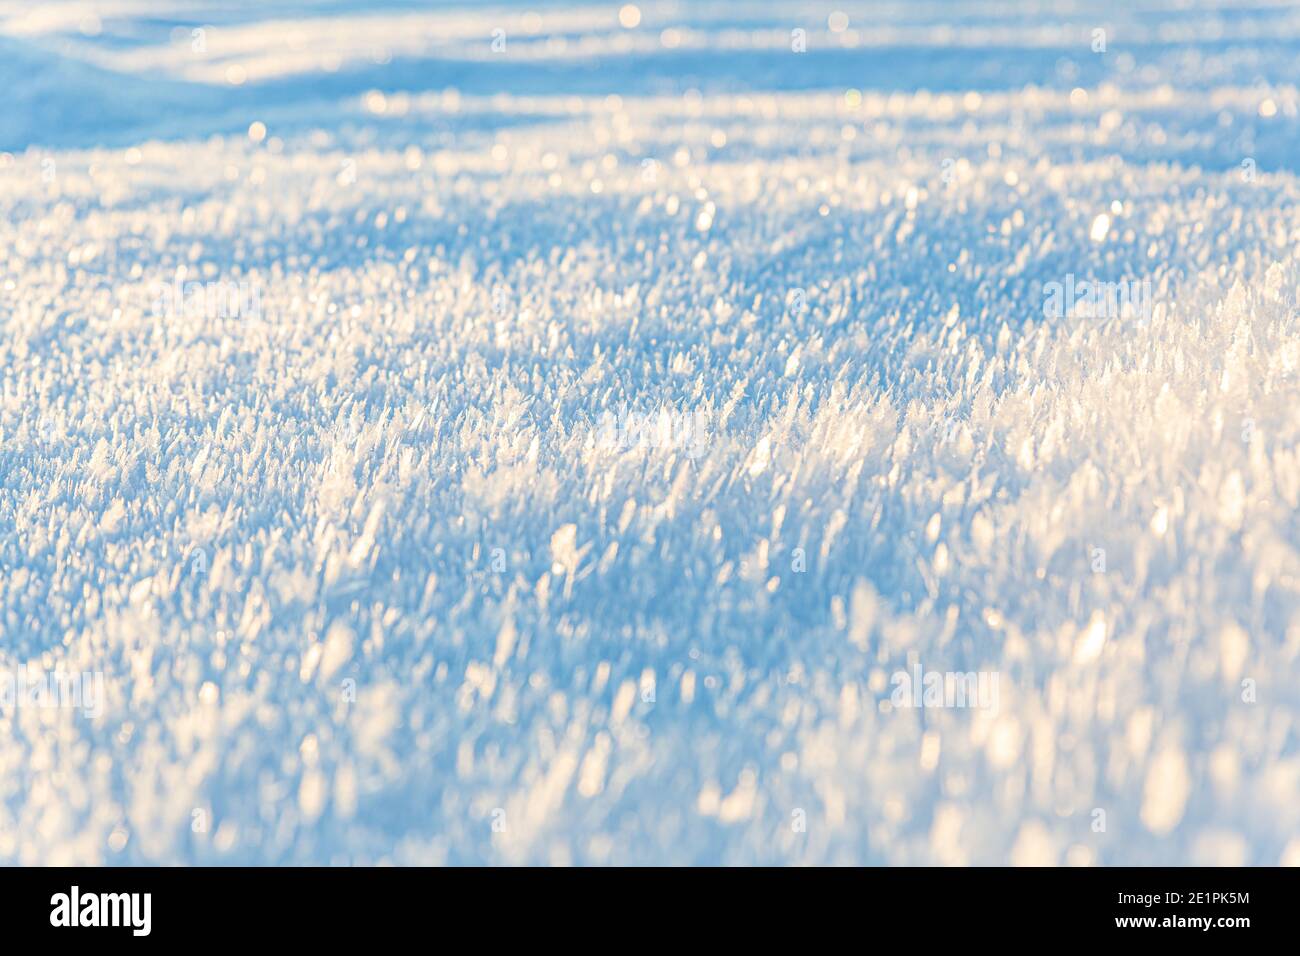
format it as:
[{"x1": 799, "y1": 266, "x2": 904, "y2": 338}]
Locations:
[{"x1": 1, "y1": 0, "x2": 1299, "y2": 865}]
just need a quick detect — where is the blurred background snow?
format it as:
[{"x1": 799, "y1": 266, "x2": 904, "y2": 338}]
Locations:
[{"x1": 1, "y1": 0, "x2": 1298, "y2": 864}]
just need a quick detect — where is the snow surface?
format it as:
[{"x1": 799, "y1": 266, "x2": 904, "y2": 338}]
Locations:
[{"x1": 1, "y1": 0, "x2": 1299, "y2": 865}]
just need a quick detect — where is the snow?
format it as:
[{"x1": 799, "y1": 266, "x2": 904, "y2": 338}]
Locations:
[{"x1": 1, "y1": 0, "x2": 1299, "y2": 865}]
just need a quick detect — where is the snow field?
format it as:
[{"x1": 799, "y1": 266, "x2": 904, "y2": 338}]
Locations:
[{"x1": 0, "y1": 0, "x2": 1298, "y2": 864}]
